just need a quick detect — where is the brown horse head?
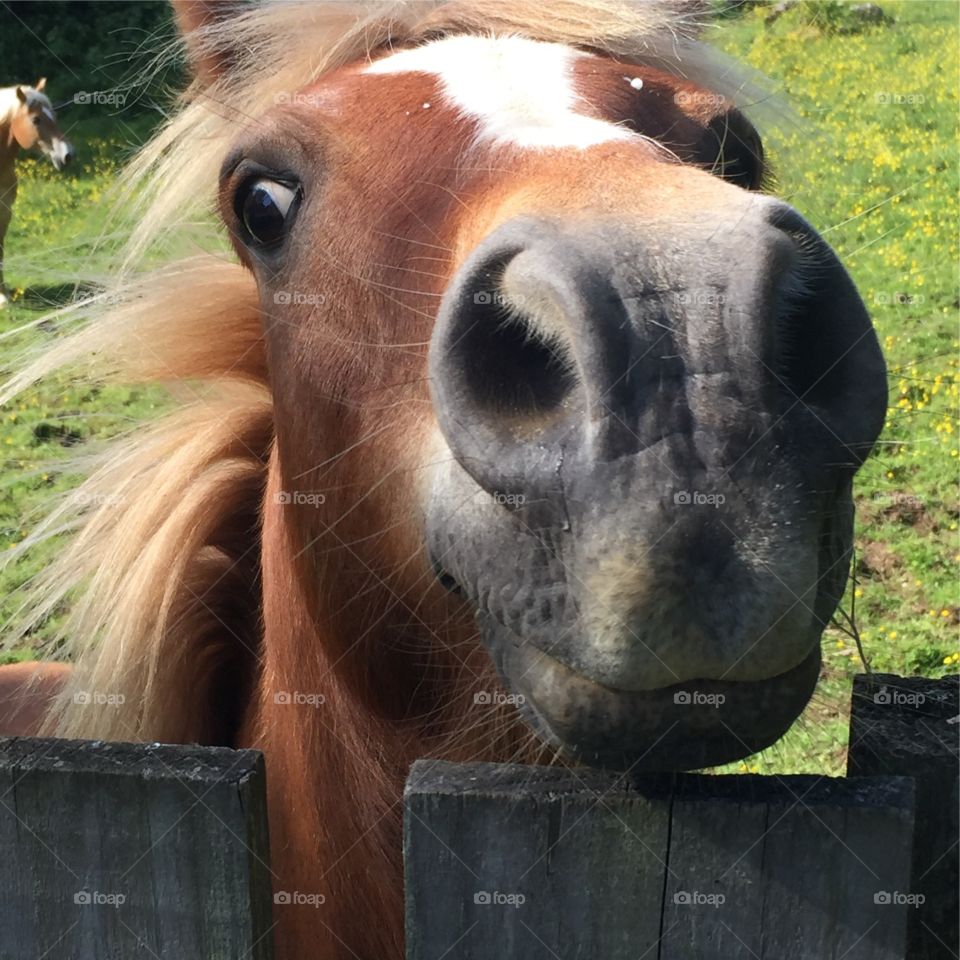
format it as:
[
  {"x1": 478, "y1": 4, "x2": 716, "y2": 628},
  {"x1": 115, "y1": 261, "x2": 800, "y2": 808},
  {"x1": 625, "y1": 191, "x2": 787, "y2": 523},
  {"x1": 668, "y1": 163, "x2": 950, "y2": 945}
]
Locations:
[
  {"x1": 214, "y1": 21, "x2": 885, "y2": 770},
  {"x1": 8, "y1": 79, "x2": 74, "y2": 169},
  {"x1": 3, "y1": 4, "x2": 886, "y2": 956}
]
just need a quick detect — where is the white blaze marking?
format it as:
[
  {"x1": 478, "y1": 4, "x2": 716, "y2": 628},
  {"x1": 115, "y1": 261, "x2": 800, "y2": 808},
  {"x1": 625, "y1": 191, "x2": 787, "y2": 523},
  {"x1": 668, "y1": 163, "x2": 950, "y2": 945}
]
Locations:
[{"x1": 365, "y1": 35, "x2": 636, "y2": 150}]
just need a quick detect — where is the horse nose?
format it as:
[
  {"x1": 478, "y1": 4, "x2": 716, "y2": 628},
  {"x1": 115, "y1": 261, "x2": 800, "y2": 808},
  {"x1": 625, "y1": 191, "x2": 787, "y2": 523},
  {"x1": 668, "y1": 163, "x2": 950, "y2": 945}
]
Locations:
[{"x1": 429, "y1": 208, "x2": 883, "y2": 497}]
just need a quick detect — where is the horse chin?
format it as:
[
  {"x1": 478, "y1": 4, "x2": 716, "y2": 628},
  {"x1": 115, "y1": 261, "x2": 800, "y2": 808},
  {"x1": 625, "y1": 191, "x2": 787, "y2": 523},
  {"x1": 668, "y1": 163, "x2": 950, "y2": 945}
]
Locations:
[
  {"x1": 479, "y1": 613, "x2": 821, "y2": 772},
  {"x1": 42, "y1": 141, "x2": 73, "y2": 172}
]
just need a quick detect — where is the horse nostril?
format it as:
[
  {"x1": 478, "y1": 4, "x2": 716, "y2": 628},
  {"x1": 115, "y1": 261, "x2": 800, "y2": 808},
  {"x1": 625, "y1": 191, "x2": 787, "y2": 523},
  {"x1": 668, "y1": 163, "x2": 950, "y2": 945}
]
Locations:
[
  {"x1": 761, "y1": 203, "x2": 886, "y2": 457},
  {"x1": 452, "y1": 290, "x2": 578, "y2": 417},
  {"x1": 430, "y1": 556, "x2": 462, "y2": 595},
  {"x1": 770, "y1": 214, "x2": 871, "y2": 408},
  {"x1": 429, "y1": 227, "x2": 591, "y2": 498},
  {"x1": 430, "y1": 219, "x2": 633, "y2": 495}
]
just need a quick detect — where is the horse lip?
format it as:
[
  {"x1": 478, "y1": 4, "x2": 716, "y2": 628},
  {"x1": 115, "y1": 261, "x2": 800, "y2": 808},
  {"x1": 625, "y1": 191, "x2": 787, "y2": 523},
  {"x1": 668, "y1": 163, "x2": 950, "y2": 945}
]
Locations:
[
  {"x1": 46, "y1": 142, "x2": 73, "y2": 172},
  {"x1": 513, "y1": 633, "x2": 819, "y2": 701},
  {"x1": 494, "y1": 632, "x2": 821, "y2": 771},
  {"x1": 524, "y1": 638, "x2": 817, "y2": 696}
]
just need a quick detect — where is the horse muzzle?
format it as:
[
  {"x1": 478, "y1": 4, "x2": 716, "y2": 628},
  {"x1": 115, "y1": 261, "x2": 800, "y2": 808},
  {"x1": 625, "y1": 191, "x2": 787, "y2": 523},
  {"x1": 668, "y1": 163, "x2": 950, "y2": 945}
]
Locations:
[
  {"x1": 425, "y1": 202, "x2": 886, "y2": 770},
  {"x1": 46, "y1": 138, "x2": 75, "y2": 171}
]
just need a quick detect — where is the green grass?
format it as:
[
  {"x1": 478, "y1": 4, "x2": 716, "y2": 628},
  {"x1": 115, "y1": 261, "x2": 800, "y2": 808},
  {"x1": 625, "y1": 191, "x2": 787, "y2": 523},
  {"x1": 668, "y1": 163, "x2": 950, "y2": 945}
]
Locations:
[
  {"x1": 0, "y1": 112, "x2": 170, "y2": 653},
  {"x1": 707, "y1": 0, "x2": 959, "y2": 774},
  {"x1": 0, "y1": 2, "x2": 957, "y2": 774}
]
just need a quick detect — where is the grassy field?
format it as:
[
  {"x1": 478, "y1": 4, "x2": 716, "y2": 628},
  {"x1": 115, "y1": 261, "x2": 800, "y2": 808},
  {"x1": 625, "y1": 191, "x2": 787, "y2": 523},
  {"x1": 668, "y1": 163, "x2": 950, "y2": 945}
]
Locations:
[
  {"x1": 0, "y1": 1, "x2": 957, "y2": 774},
  {"x1": 707, "y1": 0, "x2": 960, "y2": 773}
]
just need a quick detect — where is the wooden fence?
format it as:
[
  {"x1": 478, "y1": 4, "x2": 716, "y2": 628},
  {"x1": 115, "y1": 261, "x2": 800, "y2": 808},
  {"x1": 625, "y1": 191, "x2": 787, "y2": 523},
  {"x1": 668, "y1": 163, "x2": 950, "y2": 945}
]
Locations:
[
  {"x1": 847, "y1": 674, "x2": 959, "y2": 960},
  {"x1": 0, "y1": 673, "x2": 954, "y2": 959},
  {"x1": 406, "y1": 673, "x2": 957, "y2": 960},
  {"x1": 0, "y1": 738, "x2": 273, "y2": 959}
]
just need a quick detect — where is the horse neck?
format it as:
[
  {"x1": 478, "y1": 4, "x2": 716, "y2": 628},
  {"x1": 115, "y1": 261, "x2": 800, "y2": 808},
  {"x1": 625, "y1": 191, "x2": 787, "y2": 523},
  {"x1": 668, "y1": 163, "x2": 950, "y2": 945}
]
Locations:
[
  {"x1": 0, "y1": 118, "x2": 18, "y2": 174},
  {"x1": 251, "y1": 442, "x2": 527, "y2": 790},
  {"x1": 249, "y1": 453, "x2": 412, "y2": 957},
  {"x1": 244, "y1": 447, "x2": 536, "y2": 958}
]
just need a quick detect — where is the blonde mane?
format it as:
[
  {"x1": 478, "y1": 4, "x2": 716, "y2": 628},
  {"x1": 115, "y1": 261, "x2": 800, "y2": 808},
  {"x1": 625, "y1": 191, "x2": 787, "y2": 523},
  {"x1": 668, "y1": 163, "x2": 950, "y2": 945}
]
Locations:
[
  {"x1": 0, "y1": 88, "x2": 20, "y2": 126},
  {"x1": 0, "y1": 0, "x2": 755, "y2": 742},
  {"x1": 0, "y1": 83, "x2": 32, "y2": 126},
  {"x1": 0, "y1": 85, "x2": 49, "y2": 126}
]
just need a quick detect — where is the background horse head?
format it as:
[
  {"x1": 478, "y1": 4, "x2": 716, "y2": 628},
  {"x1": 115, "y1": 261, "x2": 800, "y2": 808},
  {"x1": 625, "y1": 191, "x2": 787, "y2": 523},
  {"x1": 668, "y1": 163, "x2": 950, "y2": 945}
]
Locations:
[
  {"x1": 1, "y1": 1, "x2": 886, "y2": 957},
  {"x1": 1, "y1": 79, "x2": 74, "y2": 171},
  {"x1": 0, "y1": 78, "x2": 74, "y2": 303}
]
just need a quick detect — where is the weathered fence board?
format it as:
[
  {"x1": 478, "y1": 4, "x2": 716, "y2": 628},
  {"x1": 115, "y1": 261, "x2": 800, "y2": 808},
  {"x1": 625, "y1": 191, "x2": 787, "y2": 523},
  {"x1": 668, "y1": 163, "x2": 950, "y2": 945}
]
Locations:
[
  {"x1": 848, "y1": 673, "x2": 959, "y2": 960},
  {"x1": 405, "y1": 761, "x2": 916, "y2": 960},
  {"x1": 0, "y1": 674, "x2": 951, "y2": 959},
  {"x1": 0, "y1": 737, "x2": 273, "y2": 960}
]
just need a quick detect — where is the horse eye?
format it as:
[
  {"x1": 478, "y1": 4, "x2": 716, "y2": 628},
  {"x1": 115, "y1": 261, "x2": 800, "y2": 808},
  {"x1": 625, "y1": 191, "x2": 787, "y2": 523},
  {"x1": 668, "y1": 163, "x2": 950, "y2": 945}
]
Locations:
[
  {"x1": 236, "y1": 177, "x2": 300, "y2": 247},
  {"x1": 32, "y1": 116, "x2": 41, "y2": 126}
]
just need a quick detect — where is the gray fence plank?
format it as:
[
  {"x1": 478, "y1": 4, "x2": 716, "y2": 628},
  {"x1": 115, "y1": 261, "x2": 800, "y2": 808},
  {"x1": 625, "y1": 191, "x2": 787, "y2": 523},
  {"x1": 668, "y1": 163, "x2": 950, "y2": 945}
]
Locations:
[
  {"x1": 659, "y1": 777, "x2": 915, "y2": 959},
  {"x1": 405, "y1": 760, "x2": 915, "y2": 960},
  {"x1": 0, "y1": 737, "x2": 274, "y2": 960},
  {"x1": 659, "y1": 784, "x2": 767, "y2": 959},
  {"x1": 848, "y1": 673, "x2": 959, "y2": 960},
  {"x1": 405, "y1": 763, "x2": 671, "y2": 959}
]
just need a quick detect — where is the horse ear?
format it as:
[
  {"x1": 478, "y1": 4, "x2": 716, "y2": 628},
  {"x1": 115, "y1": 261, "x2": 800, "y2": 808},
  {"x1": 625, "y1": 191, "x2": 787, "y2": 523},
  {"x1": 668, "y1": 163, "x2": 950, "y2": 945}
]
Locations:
[
  {"x1": 15, "y1": 86, "x2": 27, "y2": 104},
  {"x1": 703, "y1": 108, "x2": 767, "y2": 191},
  {"x1": 171, "y1": 0, "x2": 246, "y2": 85},
  {"x1": 34, "y1": 77, "x2": 46, "y2": 92}
]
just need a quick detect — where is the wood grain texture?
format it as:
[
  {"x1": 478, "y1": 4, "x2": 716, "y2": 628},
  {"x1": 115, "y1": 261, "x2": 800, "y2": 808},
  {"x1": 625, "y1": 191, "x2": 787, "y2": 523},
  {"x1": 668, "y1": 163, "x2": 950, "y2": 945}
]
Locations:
[
  {"x1": 848, "y1": 673, "x2": 959, "y2": 960},
  {"x1": 405, "y1": 760, "x2": 915, "y2": 960},
  {"x1": 0, "y1": 737, "x2": 274, "y2": 960}
]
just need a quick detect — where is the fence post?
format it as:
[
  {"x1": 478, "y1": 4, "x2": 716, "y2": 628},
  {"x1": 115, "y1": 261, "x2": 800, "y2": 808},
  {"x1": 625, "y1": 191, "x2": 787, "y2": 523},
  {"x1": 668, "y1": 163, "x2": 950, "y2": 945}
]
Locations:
[
  {"x1": 848, "y1": 673, "x2": 959, "y2": 960},
  {"x1": 405, "y1": 759, "x2": 915, "y2": 959},
  {"x1": 0, "y1": 736, "x2": 274, "y2": 959}
]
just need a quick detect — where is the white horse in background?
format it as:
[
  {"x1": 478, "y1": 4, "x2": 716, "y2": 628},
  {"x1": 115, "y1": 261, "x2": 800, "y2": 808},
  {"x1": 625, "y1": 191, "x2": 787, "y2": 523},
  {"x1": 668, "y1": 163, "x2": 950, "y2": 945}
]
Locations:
[{"x1": 0, "y1": 79, "x2": 75, "y2": 306}]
